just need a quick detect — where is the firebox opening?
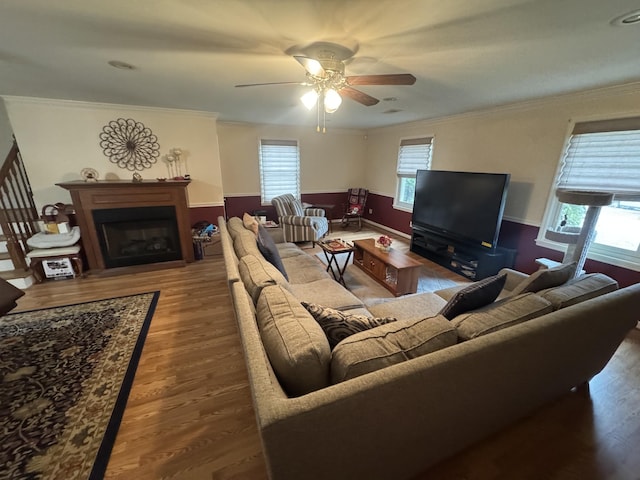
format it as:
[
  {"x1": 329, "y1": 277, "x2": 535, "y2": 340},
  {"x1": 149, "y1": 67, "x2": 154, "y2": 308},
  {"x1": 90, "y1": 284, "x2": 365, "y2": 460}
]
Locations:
[{"x1": 93, "y1": 206, "x2": 182, "y2": 268}]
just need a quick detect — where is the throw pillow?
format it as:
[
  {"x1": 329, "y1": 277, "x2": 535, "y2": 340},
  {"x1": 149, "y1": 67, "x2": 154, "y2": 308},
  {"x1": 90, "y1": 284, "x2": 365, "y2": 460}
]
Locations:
[
  {"x1": 256, "y1": 223, "x2": 288, "y2": 280},
  {"x1": 242, "y1": 212, "x2": 259, "y2": 235},
  {"x1": 301, "y1": 302, "x2": 397, "y2": 349},
  {"x1": 256, "y1": 285, "x2": 331, "y2": 396},
  {"x1": 510, "y1": 261, "x2": 577, "y2": 296},
  {"x1": 348, "y1": 204, "x2": 363, "y2": 215},
  {"x1": 439, "y1": 272, "x2": 507, "y2": 320},
  {"x1": 290, "y1": 198, "x2": 305, "y2": 216}
]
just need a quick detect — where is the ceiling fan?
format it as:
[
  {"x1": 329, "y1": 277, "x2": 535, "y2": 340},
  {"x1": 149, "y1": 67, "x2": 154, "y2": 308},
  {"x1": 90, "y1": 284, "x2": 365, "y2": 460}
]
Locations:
[{"x1": 235, "y1": 42, "x2": 416, "y2": 131}]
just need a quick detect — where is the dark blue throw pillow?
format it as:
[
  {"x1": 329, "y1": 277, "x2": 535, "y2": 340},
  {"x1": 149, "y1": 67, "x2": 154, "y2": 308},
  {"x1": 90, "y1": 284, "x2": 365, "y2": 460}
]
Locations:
[
  {"x1": 256, "y1": 224, "x2": 288, "y2": 281},
  {"x1": 439, "y1": 272, "x2": 507, "y2": 320}
]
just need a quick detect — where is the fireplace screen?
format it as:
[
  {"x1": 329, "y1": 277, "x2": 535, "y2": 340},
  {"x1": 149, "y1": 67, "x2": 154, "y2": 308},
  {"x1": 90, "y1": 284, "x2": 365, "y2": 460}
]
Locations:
[{"x1": 93, "y1": 206, "x2": 182, "y2": 268}]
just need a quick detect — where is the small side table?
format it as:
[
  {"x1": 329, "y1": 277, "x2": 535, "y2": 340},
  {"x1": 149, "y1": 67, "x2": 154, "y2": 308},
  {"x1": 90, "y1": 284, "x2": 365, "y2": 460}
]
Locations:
[
  {"x1": 319, "y1": 240, "x2": 355, "y2": 287},
  {"x1": 310, "y1": 204, "x2": 336, "y2": 233},
  {"x1": 27, "y1": 244, "x2": 83, "y2": 282}
]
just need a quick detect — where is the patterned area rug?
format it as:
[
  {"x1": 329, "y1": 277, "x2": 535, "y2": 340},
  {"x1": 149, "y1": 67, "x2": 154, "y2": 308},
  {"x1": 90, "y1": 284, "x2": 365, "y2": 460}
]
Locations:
[{"x1": 0, "y1": 291, "x2": 160, "y2": 480}]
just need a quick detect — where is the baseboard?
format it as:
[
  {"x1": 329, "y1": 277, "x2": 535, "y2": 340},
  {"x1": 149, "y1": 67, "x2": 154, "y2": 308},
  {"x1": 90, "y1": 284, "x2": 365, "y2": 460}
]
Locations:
[{"x1": 362, "y1": 219, "x2": 411, "y2": 240}]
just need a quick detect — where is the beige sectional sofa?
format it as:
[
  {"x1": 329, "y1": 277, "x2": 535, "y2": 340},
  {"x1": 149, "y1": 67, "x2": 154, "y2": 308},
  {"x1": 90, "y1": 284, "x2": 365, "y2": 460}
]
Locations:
[{"x1": 219, "y1": 215, "x2": 639, "y2": 480}]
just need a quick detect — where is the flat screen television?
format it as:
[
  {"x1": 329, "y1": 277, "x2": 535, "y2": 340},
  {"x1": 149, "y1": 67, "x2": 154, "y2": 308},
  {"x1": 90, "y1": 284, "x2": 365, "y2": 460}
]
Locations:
[{"x1": 412, "y1": 170, "x2": 510, "y2": 250}]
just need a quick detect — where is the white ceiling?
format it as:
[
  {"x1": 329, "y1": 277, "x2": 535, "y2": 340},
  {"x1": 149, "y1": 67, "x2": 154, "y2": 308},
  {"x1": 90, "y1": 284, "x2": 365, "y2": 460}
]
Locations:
[{"x1": 1, "y1": 0, "x2": 640, "y2": 129}]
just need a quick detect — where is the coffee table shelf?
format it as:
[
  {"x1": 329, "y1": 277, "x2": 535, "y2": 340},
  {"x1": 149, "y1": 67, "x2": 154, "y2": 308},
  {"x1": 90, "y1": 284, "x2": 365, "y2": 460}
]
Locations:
[{"x1": 353, "y1": 238, "x2": 422, "y2": 296}]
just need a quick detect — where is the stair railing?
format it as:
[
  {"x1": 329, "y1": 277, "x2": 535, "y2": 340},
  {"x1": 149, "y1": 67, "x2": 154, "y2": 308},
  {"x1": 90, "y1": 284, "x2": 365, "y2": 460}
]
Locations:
[{"x1": 0, "y1": 139, "x2": 39, "y2": 271}]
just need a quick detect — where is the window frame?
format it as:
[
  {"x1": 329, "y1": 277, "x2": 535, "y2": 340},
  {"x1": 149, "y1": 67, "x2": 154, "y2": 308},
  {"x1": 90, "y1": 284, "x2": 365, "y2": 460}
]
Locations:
[
  {"x1": 258, "y1": 138, "x2": 300, "y2": 206},
  {"x1": 536, "y1": 117, "x2": 640, "y2": 272},
  {"x1": 393, "y1": 136, "x2": 433, "y2": 212}
]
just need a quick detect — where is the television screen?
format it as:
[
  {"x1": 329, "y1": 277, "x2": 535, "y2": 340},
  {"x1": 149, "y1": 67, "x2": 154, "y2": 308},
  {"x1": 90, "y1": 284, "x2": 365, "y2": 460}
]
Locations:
[{"x1": 412, "y1": 170, "x2": 510, "y2": 249}]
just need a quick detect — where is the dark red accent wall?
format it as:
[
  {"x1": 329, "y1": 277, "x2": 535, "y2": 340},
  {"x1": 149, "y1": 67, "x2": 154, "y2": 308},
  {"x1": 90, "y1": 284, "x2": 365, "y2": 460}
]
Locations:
[
  {"x1": 365, "y1": 192, "x2": 413, "y2": 234},
  {"x1": 188, "y1": 205, "x2": 225, "y2": 227},
  {"x1": 221, "y1": 193, "x2": 640, "y2": 287},
  {"x1": 224, "y1": 193, "x2": 347, "y2": 223}
]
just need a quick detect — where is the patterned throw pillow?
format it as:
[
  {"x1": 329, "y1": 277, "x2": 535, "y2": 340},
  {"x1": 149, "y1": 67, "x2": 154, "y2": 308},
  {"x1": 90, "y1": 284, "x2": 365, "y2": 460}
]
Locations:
[
  {"x1": 349, "y1": 204, "x2": 363, "y2": 215},
  {"x1": 302, "y1": 302, "x2": 397, "y2": 349},
  {"x1": 439, "y1": 272, "x2": 507, "y2": 320}
]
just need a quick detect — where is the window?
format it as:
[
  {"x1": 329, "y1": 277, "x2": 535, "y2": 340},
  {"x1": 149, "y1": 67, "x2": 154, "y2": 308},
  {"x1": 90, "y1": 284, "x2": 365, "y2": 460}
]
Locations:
[
  {"x1": 394, "y1": 137, "x2": 433, "y2": 211},
  {"x1": 259, "y1": 139, "x2": 300, "y2": 204},
  {"x1": 538, "y1": 117, "x2": 640, "y2": 270}
]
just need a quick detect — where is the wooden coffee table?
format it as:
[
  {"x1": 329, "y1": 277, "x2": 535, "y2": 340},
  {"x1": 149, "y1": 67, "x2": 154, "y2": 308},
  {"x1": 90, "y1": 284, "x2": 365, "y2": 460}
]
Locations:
[{"x1": 353, "y1": 239, "x2": 422, "y2": 296}]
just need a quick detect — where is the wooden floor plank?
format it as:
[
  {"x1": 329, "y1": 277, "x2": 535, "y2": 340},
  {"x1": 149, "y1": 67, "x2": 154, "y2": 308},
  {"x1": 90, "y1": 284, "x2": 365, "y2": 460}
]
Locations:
[{"x1": 11, "y1": 227, "x2": 640, "y2": 480}]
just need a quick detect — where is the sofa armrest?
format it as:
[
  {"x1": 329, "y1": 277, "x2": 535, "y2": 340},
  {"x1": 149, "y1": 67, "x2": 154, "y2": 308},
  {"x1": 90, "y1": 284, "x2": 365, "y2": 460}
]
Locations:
[
  {"x1": 0, "y1": 278, "x2": 24, "y2": 316},
  {"x1": 499, "y1": 267, "x2": 529, "y2": 292}
]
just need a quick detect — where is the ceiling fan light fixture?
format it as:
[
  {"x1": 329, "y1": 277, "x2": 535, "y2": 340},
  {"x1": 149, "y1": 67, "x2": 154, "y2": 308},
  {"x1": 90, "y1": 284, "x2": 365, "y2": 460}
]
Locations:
[
  {"x1": 324, "y1": 88, "x2": 342, "y2": 113},
  {"x1": 305, "y1": 58, "x2": 325, "y2": 77},
  {"x1": 611, "y1": 9, "x2": 640, "y2": 25},
  {"x1": 301, "y1": 89, "x2": 319, "y2": 110}
]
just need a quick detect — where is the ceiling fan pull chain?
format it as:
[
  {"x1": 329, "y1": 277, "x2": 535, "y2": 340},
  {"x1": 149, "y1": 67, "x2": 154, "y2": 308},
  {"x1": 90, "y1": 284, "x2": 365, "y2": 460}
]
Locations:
[{"x1": 321, "y1": 96, "x2": 326, "y2": 134}]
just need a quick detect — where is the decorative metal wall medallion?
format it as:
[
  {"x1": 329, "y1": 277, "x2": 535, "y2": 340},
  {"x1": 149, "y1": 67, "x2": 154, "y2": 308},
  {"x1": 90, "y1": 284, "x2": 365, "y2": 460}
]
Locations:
[{"x1": 99, "y1": 118, "x2": 160, "y2": 171}]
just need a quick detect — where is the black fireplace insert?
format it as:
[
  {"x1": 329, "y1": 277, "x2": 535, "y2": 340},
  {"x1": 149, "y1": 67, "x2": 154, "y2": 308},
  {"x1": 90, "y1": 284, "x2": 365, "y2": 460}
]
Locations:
[{"x1": 93, "y1": 206, "x2": 182, "y2": 268}]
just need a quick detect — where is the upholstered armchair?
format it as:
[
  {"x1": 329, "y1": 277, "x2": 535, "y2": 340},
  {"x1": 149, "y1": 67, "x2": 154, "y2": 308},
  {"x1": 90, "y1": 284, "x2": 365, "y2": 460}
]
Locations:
[{"x1": 271, "y1": 193, "x2": 329, "y2": 245}]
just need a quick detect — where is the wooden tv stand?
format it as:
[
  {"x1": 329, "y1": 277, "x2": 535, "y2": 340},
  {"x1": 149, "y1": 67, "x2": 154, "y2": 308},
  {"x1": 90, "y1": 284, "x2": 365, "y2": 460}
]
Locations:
[{"x1": 352, "y1": 239, "x2": 422, "y2": 296}]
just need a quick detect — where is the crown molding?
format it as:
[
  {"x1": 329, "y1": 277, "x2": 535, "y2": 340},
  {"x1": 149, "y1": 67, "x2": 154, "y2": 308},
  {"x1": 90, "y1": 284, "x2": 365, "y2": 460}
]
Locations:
[
  {"x1": 1, "y1": 96, "x2": 218, "y2": 119},
  {"x1": 367, "y1": 81, "x2": 640, "y2": 133}
]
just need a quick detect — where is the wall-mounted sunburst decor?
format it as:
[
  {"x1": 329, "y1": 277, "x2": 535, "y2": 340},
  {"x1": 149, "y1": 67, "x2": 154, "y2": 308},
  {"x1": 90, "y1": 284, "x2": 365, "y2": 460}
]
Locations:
[{"x1": 99, "y1": 118, "x2": 160, "y2": 171}]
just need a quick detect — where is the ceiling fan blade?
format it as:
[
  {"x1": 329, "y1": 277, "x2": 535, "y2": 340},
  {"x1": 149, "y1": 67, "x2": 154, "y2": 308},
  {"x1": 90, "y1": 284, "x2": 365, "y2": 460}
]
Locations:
[
  {"x1": 340, "y1": 86, "x2": 379, "y2": 106},
  {"x1": 293, "y1": 55, "x2": 326, "y2": 77},
  {"x1": 346, "y1": 73, "x2": 416, "y2": 86},
  {"x1": 235, "y1": 81, "x2": 305, "y2": 88}
]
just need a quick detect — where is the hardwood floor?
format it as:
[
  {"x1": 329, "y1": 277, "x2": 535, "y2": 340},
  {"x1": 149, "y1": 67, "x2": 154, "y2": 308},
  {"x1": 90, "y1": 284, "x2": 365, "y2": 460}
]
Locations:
[{"x1": 12, "y1": 229, "x2": 640, "y2": 480}]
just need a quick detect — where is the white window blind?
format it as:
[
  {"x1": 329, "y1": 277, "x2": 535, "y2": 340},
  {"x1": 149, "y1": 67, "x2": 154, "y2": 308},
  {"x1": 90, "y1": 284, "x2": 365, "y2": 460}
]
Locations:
[
  {"x1": 397, "y1": 137, "x2": 433, "y2": 175},
  {"x1": 558, "y1": 117, "x2": 640, "y2": 198},
  {"x1": 259, "y1": 139, "x2": 300, "y2": 204},
  {"x1": 395, "y1": 137, "x2": 433, "y2": 209}
]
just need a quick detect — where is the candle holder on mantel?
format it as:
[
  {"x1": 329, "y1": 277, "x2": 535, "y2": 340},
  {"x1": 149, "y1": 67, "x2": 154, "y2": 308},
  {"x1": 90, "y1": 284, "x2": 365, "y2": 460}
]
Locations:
[{"x1": 164, "y1": 147, "x2": 190, "y2": 180}]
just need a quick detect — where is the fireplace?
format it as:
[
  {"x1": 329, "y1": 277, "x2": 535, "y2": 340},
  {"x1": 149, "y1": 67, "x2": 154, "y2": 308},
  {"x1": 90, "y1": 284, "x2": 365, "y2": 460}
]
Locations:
[
  {"x1": 57, "y1": 180, "x2": 194, "y2": 274},
  {"x1": 93, "y1": 206, "x2": 181, "y2": 268}
]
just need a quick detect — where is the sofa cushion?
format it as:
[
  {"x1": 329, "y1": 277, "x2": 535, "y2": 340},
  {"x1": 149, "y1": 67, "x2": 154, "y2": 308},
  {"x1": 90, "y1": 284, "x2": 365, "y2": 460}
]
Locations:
[
  {"x1": 301, "y1": 302, "x2": 397, "y2": 349},
  {"x1": 452, "y1": 292, "x2": 553, "y2": 341},
  {"x1": 288, "y1": 278, "x2": 364, "y2": 311},
  {"x1": 256, "y1": 285, "x2": 331, "y2": 396},
  {"x1": 226, "y1": 216, "x2": 245, "y2": 240},
  {"x1": 331, "y1": 315, "x2": 457, "y2": 383},
  {"x1": 242, "y1": 212, "x2": 259, "y2": 235},
  {"x1": 239, "y1": 254, "x2": 290, "y2": 304},
  {"x1": 367, "y1": 292, "x2": 448, "y2": 323},
  {"x1": 276, "y1": 243, "x2": 306, "y2": 258},
  {"x1": 282, "y1": 255, "x2": 330, "y2": 283},
  {"x1": 257, "y1": 224, "x2": 288, "y2": 280},
  {"x1": 510, "y1": 261, "x2": 577, "y2": 296},
  {"x1": 536, "y1": 273, "x2": 618, "y2": 310},
  {"x1": 439, "y1": 273, "x2": 507, "y2": 320},
  {"x1": 233, "y1": 226, "x2": 262, "y2": 259}
]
